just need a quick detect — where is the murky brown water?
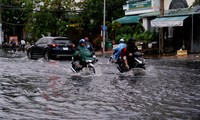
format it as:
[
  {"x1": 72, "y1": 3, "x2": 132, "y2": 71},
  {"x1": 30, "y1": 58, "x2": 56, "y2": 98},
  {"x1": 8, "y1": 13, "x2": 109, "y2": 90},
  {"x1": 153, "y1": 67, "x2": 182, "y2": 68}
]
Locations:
[{"x1": 0, "y1": 50, "x2": 200, "y2": 120}]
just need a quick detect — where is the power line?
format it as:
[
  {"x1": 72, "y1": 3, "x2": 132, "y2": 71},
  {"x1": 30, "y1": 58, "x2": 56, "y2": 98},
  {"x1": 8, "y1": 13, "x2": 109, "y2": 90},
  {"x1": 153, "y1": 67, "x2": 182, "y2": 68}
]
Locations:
[
  {"x1": 1, "y1": 4, "x2": 33, "y2": 10},
  {"x1": 0, "y1": 4, "x2": 81, "y2": 12},
  {"x1": 2, "y1": 21, "x2": 24, "y2": 26}
]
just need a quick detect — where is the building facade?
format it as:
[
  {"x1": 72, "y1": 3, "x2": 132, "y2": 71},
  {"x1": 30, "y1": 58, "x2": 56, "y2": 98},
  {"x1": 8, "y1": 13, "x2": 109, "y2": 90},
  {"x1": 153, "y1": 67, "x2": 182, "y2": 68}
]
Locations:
[{"x1": 121, "y1": 0, "x2": 200, "y2": 53}]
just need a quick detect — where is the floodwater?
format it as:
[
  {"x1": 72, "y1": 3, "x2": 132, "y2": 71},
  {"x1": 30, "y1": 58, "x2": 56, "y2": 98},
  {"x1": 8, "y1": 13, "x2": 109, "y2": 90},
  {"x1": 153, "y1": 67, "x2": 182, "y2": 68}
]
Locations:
[{"x1": 0, "y1": 49, "x2": 200, "y2": 120}]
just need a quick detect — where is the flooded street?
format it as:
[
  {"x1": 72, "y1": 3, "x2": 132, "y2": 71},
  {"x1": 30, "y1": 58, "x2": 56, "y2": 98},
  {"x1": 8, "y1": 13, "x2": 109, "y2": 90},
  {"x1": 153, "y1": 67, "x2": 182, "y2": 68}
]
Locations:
[{"x1": 0, "y1": 49, "x2": 200, "y2": 120}]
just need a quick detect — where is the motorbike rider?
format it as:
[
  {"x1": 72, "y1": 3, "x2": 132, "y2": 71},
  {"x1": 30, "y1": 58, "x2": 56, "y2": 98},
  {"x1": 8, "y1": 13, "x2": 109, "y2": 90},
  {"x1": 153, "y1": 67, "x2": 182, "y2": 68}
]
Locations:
[
  {"x1": 112, "y1": 38, "x2": 127, "y2": 63},
  {"x1": 20, "y1": 39, "x2": 26, "y2": 52},
  {"x1": 71, "y1": 39, "x2": 94, "y2": 72},
  {"x1": 124, "y1": 37, "x2": 138, "y2": 69},
  {"x1": 9, "y1": 39, "x2": 16, "y2": 52},
  {"x1": 84, "y1": 37, "x2": 94, "y2": 52},
  {"x1": 84, "y1": 36, "x2": 98, "y2": 62}
]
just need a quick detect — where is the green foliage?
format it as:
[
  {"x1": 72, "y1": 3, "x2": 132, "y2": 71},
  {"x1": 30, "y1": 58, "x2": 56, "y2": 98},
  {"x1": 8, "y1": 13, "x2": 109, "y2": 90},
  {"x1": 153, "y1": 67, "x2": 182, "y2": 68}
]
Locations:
[
  {"x1": 2, "y1": 0, "x2": 31, "y2": 26},
  {"x1": 115, "y1": 25, "x2": 134, "y2": 43},
  {"x1": 79, "y1": 0, "x2": 126, "y2": 35},
  {"x1": 113, "y1": 22, "x2": 158, "y2": 44},
  {"x1": 2, "y1": 0, "x2": 127, "y2": 42},
  {"x1": 24, "y1": 0, "x2": 80, "y2": 40},
  {"x1": 134, "y1": 30, "x2": 158, "y2": 43},
  {"x1": 191, "y1": 0, "x2": 200, "y2": 7},
  {"x1": 133, "y1": 23, "x2": 145, "y2": 35},
  {"x1": 116, "y1": 34, "x2": 132, "y2": 43}
]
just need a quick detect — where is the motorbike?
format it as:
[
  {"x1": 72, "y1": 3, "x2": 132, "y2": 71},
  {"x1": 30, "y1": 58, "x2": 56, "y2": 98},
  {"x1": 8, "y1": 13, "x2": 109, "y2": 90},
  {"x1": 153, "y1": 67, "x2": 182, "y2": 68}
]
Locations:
[
  {"x1": 70, "y1": 55, "x2": 97, "y2": 74},
  {"x1": 109, "y1": 50, "x2": 117, "y2": 63},
  {"x1": 111, "y1": 51, "x2": 145, "y2": 73}
]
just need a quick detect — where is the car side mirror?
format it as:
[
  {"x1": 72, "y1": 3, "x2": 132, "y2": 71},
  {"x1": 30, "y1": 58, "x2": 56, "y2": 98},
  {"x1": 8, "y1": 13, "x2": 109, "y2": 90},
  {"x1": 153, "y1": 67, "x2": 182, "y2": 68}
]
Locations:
[{"x1": 32, "y1": 42, "x2": 36, "y2": 46}]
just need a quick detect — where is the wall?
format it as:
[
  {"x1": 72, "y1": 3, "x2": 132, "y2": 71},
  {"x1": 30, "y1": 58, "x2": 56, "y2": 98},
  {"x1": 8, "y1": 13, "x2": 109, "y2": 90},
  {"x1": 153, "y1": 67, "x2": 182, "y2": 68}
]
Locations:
[{"x1": 164, "y1": 0, "x2": 195, "y2": 10}]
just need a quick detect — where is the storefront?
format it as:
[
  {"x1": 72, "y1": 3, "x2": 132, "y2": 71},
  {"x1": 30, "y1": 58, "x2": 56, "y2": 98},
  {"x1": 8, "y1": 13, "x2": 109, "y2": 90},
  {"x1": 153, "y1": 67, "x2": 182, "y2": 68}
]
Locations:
[
  {"x1": 149, "y1": 0, "x2": 200, "y2": 53},
  {"x1": 117, "y1": 0, "x2": 200, "y2": 53}
]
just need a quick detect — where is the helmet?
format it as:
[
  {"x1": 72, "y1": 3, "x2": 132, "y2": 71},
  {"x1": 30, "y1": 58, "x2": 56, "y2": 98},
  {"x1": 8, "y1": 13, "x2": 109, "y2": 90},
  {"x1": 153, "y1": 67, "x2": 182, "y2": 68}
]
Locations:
[
  {"x1": 79, "y1": 39, "x2": 85, "y2": 43},
  {"x1": 119, "y1": 39, "x2": 124, "y2": 43},
  {"x1": 84, "y1": 37, "x2": 89, "y2": 41},
  {"x1": 128, "y1": 37, "x2": 135, "y2": 45}
]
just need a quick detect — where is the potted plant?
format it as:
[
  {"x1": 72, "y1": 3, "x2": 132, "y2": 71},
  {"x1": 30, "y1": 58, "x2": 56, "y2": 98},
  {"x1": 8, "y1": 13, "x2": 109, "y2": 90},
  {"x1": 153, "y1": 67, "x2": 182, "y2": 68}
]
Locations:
[{"x1": 135, "y1": 30, "x2": 158, "y2": 48}]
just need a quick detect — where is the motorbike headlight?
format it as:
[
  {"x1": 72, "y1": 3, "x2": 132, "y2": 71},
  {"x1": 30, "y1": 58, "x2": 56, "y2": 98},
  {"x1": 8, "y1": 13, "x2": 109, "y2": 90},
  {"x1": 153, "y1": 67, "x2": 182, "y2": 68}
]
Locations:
[{"x1": 86, "y1": 60, "x2": 93, "y2": 63}]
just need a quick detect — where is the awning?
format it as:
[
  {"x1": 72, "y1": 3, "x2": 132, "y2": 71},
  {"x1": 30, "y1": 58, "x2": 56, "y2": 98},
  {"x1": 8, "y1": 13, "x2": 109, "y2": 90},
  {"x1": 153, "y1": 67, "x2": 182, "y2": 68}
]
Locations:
[
  {"x1": 151, "y1": 16, "x2": 189, "y2": 27},
  {"x1": 115, "y1": 16, "x2": 140, "y2": 24}
]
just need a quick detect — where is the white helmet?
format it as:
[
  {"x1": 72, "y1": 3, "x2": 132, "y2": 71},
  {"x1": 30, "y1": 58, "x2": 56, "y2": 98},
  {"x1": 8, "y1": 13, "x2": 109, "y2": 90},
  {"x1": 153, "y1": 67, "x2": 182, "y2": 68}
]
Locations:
[{"x1": 119, "y1": 39, "x2": 124, "y2": 43}]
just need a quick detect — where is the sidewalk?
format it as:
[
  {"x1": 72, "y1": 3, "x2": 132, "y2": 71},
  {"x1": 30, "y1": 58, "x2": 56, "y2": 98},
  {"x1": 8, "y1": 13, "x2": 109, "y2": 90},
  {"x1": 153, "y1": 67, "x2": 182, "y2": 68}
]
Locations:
[
  {"x1": 158, "y1": 54, "x2": 200, "y2": 61},
  {"x1": 95, "y1": 50, "x2": 200, "y2": 61}
]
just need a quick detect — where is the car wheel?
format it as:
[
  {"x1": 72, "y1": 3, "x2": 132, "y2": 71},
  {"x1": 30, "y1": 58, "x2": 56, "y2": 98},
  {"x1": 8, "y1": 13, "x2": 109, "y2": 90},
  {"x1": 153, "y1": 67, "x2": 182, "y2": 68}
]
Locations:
[
  {"x1": 44, "y1": 51, "x2": 50, "y2": 60},
  {"x1": 27, "y1": 51, "x2": 33, "y2": 59}
]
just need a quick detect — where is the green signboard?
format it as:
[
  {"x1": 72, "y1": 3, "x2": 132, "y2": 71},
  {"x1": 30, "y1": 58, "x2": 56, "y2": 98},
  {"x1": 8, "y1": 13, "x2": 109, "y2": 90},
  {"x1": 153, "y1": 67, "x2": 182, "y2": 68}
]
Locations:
[{"x1": 128, "y1": 0, "x2": 152, "y2": 10}]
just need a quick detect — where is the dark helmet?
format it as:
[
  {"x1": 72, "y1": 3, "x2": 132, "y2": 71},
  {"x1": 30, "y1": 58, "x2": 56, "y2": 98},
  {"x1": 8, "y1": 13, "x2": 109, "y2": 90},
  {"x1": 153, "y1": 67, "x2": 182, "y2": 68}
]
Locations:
[{"x1": 128, "y1": 37, "x2": 135, "y2": 45}]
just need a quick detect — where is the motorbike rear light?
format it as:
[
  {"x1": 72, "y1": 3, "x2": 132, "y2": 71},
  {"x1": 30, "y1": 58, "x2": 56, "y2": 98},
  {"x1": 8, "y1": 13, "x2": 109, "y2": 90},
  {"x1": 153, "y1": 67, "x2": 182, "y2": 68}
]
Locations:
[{"x1": 72, "y1": 44, "x2": 75, "y2": 48}]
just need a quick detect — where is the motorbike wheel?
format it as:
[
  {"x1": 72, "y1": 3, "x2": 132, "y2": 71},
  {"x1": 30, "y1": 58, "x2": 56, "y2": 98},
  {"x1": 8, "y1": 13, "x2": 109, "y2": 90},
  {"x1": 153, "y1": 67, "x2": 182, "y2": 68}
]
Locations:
[
  {"x1": 44, "y1": 51, "x2": 50, "y2": 60},
  {"x1": 27, "y1": 51, "x2": 33, "y2": 59},
  {"x1": 141, "y1": 66, "x2": 146, "y2": 70},
  {"x1": 136, "y1": 64, "x2": 146, "y2": 70},
  {"x1": 117, "y1": 66, "x2": 123, "y2": 73},
  {"x1": 117, "y1": 60, "x2": 129, "y2": 73},
  {"x1": 89, "y1": 66, "x2": 95, "y2": 74},
  {"x1": 109, "y1": 56, "x2": 113, "y2": 63}
]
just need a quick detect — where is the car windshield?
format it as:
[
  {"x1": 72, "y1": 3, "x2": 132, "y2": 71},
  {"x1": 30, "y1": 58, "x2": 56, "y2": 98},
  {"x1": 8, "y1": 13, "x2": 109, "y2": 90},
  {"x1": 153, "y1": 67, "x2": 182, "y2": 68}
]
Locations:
[{"x1": 54, "y1": 39, "x2": 72, "y2": 44}]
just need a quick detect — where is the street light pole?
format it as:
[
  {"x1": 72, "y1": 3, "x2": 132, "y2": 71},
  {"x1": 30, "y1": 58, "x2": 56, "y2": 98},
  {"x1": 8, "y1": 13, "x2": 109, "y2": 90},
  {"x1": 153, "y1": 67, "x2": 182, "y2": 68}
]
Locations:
[
  {"x1": 159, "y1": 0, "x2": 164, "y2": 54},
  {"x1": 0, "y1": 0, "x2": 2, "y2": 47},
  {"x1": 102, "y1": 0, "x2": 106, "y2": 53}
]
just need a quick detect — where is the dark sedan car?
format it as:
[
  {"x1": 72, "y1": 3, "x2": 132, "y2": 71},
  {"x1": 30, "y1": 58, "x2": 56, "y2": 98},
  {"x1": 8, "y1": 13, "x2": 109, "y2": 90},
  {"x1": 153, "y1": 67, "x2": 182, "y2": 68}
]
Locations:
[{"x1": 27, "y1": 37, "x2": 75, "y2": 60}]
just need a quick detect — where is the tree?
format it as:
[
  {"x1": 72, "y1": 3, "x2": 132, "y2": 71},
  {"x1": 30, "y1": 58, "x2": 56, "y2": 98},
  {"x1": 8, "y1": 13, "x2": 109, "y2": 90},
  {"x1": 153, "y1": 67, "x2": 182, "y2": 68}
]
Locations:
[
  {"x1": 25, "y1": 0, "x2": 79, "y2": 40},
  {"x1": 2, "y1": 0, "x2": 127, "y2": 42},
  {"x1": 191, "y1": 0, "x2": 200, "y2": 7},
  {"x1": 79, "y1": 0, "x2": 126, "y2": 36},
  {"x1": 2, "y1": 0, "x2": 32, "y2": 41}
]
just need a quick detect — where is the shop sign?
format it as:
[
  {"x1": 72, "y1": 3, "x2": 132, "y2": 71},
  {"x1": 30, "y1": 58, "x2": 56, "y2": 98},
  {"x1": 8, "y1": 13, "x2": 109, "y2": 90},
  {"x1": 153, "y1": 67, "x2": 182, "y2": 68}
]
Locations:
[{"x1": 128, "y1": 0, "x2": 152, "y2": 10}]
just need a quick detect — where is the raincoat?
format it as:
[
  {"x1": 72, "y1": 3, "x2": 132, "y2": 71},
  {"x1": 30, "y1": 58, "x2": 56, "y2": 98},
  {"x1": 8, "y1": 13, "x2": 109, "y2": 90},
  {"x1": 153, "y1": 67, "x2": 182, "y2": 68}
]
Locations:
[
  {"x1": 73, "y1": 45, "x2": 93, "y2": 62},
  {"x1": 113, "y1": 42, "x2": 127, "y2": 61}
]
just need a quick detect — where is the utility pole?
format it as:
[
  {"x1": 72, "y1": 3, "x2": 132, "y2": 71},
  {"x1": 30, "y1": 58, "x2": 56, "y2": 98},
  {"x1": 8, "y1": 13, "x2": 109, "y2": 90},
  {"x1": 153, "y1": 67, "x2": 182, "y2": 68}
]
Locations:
[
  {"x1": 159, "y1": 0, "x2": 164, "y2": 54},
  {"x1": 102, "y1": 0, "x2": 106, "y2": 53},
  {"x1": 0, "y1": 0, "x2": 2, "y2": 47}
]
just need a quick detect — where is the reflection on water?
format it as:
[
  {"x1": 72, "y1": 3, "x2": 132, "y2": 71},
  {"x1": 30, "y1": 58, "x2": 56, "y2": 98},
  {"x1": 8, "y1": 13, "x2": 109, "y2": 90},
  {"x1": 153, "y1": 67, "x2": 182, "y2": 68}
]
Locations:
[{"x1": 0, "y1": 55, "x2": 200, "y2": 120}]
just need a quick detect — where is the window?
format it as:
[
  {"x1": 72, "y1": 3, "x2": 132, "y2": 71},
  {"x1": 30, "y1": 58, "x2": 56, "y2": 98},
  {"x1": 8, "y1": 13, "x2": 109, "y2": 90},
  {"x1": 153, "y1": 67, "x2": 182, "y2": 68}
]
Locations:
[
  {"x1": 42, "y1": 38, "x2": 49, "y2": 44},
  {"x1": 36, "y1": 38, "x2": 43, "y2": 45}
]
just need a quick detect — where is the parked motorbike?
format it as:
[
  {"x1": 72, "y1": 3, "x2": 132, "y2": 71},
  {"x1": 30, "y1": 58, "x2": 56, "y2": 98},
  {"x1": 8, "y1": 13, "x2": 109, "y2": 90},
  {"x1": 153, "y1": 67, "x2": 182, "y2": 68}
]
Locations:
[
  {"x1": 70, "y1": 55, "x2": 97, "y2": 74},
  {"x1": 111, "y1": 51, "x2": 145, "y2": 73}
]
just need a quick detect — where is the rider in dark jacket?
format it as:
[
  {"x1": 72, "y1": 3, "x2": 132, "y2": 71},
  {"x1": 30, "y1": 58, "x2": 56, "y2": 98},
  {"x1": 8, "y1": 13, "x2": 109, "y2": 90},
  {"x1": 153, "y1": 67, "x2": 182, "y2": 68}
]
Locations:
[
  {"x1": 10, "y1": 39, "x2": 16, "y2": 52},
  {"x1": 125, "y1": 37, "x2": 138, "y2": 69},
  {"x1": 84, "y1": 37, "x2": 94, "y2": 52}
]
